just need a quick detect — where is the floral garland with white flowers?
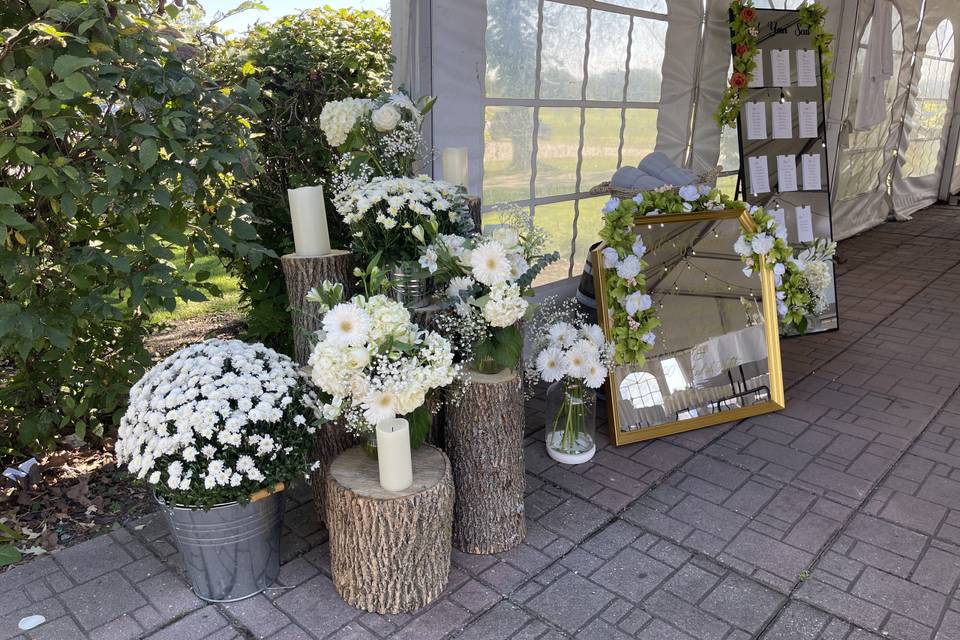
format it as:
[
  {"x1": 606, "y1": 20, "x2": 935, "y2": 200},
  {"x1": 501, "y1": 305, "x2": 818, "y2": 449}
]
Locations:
[
  {"x1": 734, "y1": 207, "x2": 835, "y2": 334},
  {"x1": 333, "y1": 174, "x2": 474, "y2": 266},
  {"x1": 115, "y1": 340, "x2": 319, "y2": 508},
  {"x1": 420, "y1": 208, "x2": 558, "y2": 372},
  {"x1": 599, "y1": 184, "x2": 745, "y2": 366},
  {"x1": 305, "y1": 284, "x2": 459, "y2": 447}
]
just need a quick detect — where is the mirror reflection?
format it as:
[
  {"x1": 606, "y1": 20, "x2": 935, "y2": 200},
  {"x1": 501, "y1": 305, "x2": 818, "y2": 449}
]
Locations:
[{"x1": 610, "y1": 217, "x2": 773, "y2": 433}]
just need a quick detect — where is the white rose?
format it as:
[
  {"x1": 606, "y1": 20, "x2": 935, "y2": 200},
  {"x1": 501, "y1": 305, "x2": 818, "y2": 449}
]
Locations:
[{"x1": 372, "y1": 105, "x2": 401, "y2": 132}]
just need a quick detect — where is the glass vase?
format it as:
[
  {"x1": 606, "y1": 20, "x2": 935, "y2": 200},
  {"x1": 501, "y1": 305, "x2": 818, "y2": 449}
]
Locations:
[
  {"x1": 545, "y1": 380, "x2": 597, "y2": 464},
  {"x1": 471, "y1": 354, "x2": 505, "y2": 375},
  {"x1": 360, "y1": 430, "x2": 378, "y2": 459}
]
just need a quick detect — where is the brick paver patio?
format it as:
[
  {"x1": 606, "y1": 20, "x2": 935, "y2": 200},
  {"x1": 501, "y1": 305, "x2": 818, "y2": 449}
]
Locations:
[{"x1": 5, "y1": 206, "x2": 960, "y2": 639}]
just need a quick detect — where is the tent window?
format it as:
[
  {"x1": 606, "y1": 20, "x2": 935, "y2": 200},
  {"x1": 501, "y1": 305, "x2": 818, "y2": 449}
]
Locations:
[
  {"x1": 904, "y1": 19, "x2": 955, "y2": 178},
  {"x1": 619, "y1": 371, "x2": 664, "y2": 409},
  {"x1": 836, "y1": 7, "x2": 905, "y2": 202},
  {"x1": 482, "y1": 0, "x2": 668, "y2": 283}
]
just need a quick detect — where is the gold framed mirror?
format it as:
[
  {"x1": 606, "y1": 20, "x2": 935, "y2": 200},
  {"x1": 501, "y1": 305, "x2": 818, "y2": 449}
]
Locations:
[{"x1": 593, "y1": 208, "x2": 785, "y2": 446}]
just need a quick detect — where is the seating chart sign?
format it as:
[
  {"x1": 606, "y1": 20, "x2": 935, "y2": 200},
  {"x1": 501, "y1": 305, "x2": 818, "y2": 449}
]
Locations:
[{"x1": 731, "y1": 8, "x2": 839, "y2": 337}]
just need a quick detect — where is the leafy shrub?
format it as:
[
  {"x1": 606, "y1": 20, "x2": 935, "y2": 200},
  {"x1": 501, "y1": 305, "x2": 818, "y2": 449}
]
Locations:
[
  {"x1": 206, "y1": 7, "x2": 392, "y2": 353},
  {"x1": 0, "y1": 0, "x2": 267, "y2": 460}
]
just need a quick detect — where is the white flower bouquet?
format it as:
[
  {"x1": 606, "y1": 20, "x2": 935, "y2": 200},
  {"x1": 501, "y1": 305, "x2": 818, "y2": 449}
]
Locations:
[
  {"x1": 320, "y1": 90, "x2": 433, "y2": 180},
  {"x1": 333, "y1": 174, "x2": 473, "y2": 267},
  {"x1": 116, "y1": 340, "x2": 318, "y2": 508},
  {"x1": 523, "y1": 298, "x2": 614, "y2": 463},
  {"x1": 305, "y1": 284, "x2": 459, "y2": 446},
  {"x1": 421, "y1": 209, "x2": 558, "y2": 373}
]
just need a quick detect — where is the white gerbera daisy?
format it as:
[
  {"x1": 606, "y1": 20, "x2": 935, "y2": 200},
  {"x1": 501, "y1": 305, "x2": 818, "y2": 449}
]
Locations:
[
  {"x1": 566, "y1": 340, "x2": 598, "y2": 378},
  {"x1": 536, "y1": 346, "x2": 567, "y2": 383},
  {"x1": 362, "y1": 389, "x2": 398, "y2": 425},
  {"x1": 469, "y1": 241, "x2": 512, "y2": 286},
  {"x1": 322, "y1": 303, "x2": 371, "y2": 347},
  {"x1": 583, "y1": 360, "x2": 607, "y2": 388},
  {"x1": 582, "y1": 324, "x2": 606, "y2": 346},
  {"x1": 547, "y1": 322, "x2": 578, "y2": 348},
  {"x1": 446, "y1": 276, "x2": 474, "y2": 299}
]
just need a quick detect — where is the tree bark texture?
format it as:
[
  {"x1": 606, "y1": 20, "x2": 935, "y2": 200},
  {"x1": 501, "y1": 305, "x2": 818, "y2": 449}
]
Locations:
[
  {"x1": 280, "y1": 250, "x2": 353, "y2": 367},
  {"x1": 326, "y1": 446, "x2": 454, "y2": 613},
  {"x1": 280, "y1": 250, "x2": 354, "y2": 525},
  {"x1": 445, "y1": 369, "x2": 527, "y2": 554}
]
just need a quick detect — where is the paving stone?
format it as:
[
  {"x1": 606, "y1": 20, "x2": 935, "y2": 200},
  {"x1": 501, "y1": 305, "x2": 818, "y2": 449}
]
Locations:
[
  {"x1": 523, "y1": 572, "x2": 615, "y2": 634},
  {"x1": 54, "y1": 535, "x2": 133, "y2": 583},
  {"x1": 61, "y1": 572, "x2": 146, "y2": 631},
  {"x1": 760, "y1": 601, "x2": 884, "y2": 639},
  {"x1": 456, "y1": 601, "x2": 531, "y2": 640},
  {"x1": 142, "y1": 607, "x2": 231, "y2": 640},
  {"x1": 221, "y1": 594, "x2": 293, "y2": 639},
  {"x1": 390, "y1": 601, "x2": 471, "y2": 640},
  {"x1": 274, "y1": 574, "x2": 360, "y2": 635}
]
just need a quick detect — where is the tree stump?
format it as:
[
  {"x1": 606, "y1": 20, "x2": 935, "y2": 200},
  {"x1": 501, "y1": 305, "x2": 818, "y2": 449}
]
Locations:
[
  {"x1": 445, "y1": 369, "x2": 526, "y2": 554},
  {"x1": 326, "y1": 446, "x2": 454, "y2": 613},
  {"x1": 280, "y1": 250, "x2": 353, "y2": 366},
  {"x1": 280, "y1": 250, "x2": 354, "y2": 526}
]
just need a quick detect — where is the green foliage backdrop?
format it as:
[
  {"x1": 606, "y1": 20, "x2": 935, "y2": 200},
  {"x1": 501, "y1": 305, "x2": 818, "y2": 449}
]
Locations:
[
  {"x1": 206, "y1": 8, "x2": 392, "y2": 353},
  {"x1": 0, "y1": 0, "x2": 267, "y2": 459}
]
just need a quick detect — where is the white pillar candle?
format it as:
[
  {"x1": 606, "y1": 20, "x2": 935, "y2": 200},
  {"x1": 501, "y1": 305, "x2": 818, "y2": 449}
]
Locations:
[
  {"x1": 441, "y1": 147, "x2": 469, "y2": 187},
  {"x1": 287, "y1": 185, "x2": 331, "y2": 256},
  {"x1": 376, "y1": 418, "x2": 413, "y2": 492}
]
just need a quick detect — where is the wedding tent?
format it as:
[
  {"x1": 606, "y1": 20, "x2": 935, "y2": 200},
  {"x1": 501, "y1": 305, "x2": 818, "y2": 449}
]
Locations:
[{"x1": 391, "y1": 0, "x2": 960, "y2": 284}]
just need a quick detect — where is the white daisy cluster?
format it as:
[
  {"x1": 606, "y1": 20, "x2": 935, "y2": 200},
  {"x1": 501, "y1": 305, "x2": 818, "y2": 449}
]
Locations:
[
  {"x1": 334, "y1": 175, "x2": 461, "y2": 229},
  {"x1": 530, "y1": 322, "x2": 614, "y2": 389},
  {"x1": 307, "y1": 294, "x2": 458, "y2": 436},
  {"x1": 116, "y1": 340, "x2": 317, "y2": 507}
]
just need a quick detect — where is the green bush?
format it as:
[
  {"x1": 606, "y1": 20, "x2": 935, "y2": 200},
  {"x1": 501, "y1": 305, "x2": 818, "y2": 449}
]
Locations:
[
  {"x1": 206, "y1": 7, "x2": 392, "y2": 354},
  {"x1": 0, "y1": 0, "x2": 268, "y2": 460}
]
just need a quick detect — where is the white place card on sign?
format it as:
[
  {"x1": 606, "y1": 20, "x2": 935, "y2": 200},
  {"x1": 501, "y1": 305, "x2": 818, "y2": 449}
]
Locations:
[
  {"x1": 749, "y1": 50, "x2": 765, "y2": 88},
  {"x1": 745, "y1": 102, "x2": 767, "y2": 140},
  {"x1": 748, "y1": 156, "x2": 771, "y2": 194},
  {"x1": 770, "y1": 49, "x2": 791, "y2": 87},
  {"x1": 796, "y1": 49, "x2": 818, "y2": 87},
  {"x1": 798, "y1": 101, "x2": 819, "y2": 138},
  {"x1": 802, "y1": 153, "x2": 822, "y2": 191},
  {"x1": 795, "y1": 205, "x2": 815, "y2": 242},
  {"x1": 776, "y1": 155, "x2": 798, "y2": 192},
  {"x1": 771, "y1": 101, "x2": 793, "y2": 139},
  {"x1": 771, "y1": 207, "x2": 788, "y2": 241}
]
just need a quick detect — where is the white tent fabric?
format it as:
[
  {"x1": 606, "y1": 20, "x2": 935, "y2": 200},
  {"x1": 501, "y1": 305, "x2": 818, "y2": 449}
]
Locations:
[
  {"x1": 409, "y1": 0, "x2": 960, "y2": 277},
  {"x1": 855, "y1": 0, "x2": 894, "y2": 131}
]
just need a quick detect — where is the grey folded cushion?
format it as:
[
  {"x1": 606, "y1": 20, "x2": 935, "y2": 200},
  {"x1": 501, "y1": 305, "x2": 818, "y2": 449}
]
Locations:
[
  {"x1": 637, "y1": 151, "x2": 697, "y2": 186},
  {"x1": 659, "y1": 166, "x2": 698, "y2": 186},
  {"x1": 611, "y1": 166, "x2": 666, "y2": 190}
]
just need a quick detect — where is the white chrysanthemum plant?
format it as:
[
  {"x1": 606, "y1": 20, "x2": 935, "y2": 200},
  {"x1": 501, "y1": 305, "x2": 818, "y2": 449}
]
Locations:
[
  {"x1": 305, "y1": 282, "x2": 459, "y2": 447},
  {"x1": 320, "y1": 90, "x2": 433, "y2": 185},
  {"x1": 333, "y1": 174, "x2": 474, "y2": 268},
  {"x1": 420, "y1": 208, "x2": 559, "y2": 373},
  {"x1": 116, "y1": 340, "x2": 319, "y2": 509}
]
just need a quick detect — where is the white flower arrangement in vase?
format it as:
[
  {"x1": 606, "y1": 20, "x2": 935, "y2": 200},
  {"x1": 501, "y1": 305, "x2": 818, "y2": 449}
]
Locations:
[
  {"x1": 115, "y1": 339, "x2": 318, "y2": 508},
  {"x1": 421, "y1": 209, "x2": 558, "y2": 373},
  {"x1": 320, "y1": 90, "x2": 433, "y2": 183},
  {"x1": 305, "y1": 282, "x2": 459, "y2": 450},
  {"x1": 523, "y1": 299, "x2": 615, "y2": 464},
  {"x1": 333, "y1": 174, "x2": 474, "y2": 272}
]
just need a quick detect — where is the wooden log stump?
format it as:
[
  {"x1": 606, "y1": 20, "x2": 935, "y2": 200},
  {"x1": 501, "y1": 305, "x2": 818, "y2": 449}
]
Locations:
[
  {"x1": 280, "y1": 250, "x2": 353, "y2": 366},
  {"x1": 326, "y1": 446, "x2": 454, "y2": 613},
  {"x1": 280, "y1": 250, "x2": 354, "y2": 526},
  {"x1": 445, "y1": 369, "x2": 526, "y2": 554}
]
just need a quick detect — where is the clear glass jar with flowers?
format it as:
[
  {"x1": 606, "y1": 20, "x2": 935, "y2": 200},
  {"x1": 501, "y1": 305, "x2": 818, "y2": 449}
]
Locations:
[{"x1": 524, "y1": 300, "x2": 614, "y2": 464}]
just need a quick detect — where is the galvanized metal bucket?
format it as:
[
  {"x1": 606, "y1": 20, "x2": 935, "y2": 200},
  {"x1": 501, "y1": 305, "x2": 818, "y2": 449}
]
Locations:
[
  {"x1": 157, "y1": 490, "x2": 284, "y2": 602},
  {"x1": 387, "y1": 261, "x2": 432, "y2": 309}
]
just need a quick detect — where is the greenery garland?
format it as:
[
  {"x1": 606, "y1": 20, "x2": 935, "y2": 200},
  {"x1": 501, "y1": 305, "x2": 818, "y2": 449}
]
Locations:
[
  {"x1": 714, "y1": 1, "x2": 834, "y2": 128},
  {"x1": 714, "y1": 0, "x2": 760, "y2": 128},
  {"x1": 799, "y1": 2, "x2": 834, "y2": 102},
  {"x1": 598, "y1": 185, "x2": 744, "y2": 366}
]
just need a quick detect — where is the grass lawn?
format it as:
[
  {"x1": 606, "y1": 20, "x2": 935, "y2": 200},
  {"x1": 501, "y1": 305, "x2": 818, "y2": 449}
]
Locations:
[{"x1": 149, "y1": 250, "x2": 242, "y2": 325}]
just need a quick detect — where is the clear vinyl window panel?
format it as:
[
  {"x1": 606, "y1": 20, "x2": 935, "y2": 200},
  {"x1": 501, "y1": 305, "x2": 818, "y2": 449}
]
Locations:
[
  {"x1": 904, "y1": 19, "x2": 955, "y2": 179},
  {"x1": 835, "y1": 7, "x2": 905, "y2": 202},
  {"x1": 482, "y1": 0, "x2": 668, "y2": 283}
]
